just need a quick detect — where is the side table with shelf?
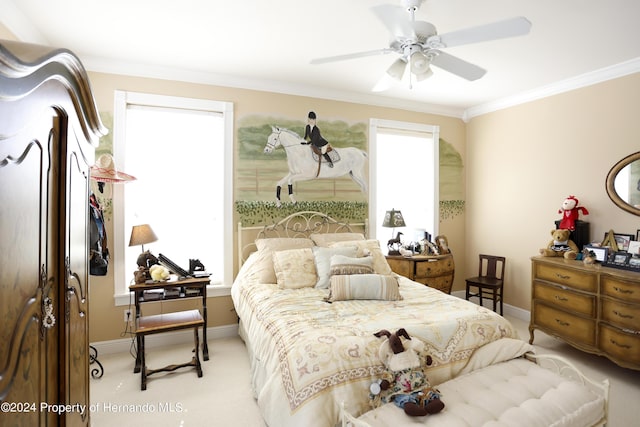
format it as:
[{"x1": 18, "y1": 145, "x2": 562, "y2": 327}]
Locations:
[
  {"x1": 129, "y1": 276, "x2": 210, "y2": 389},
  {"x1": 386, "y1": 254, "x2": 455, "y2": 294}
]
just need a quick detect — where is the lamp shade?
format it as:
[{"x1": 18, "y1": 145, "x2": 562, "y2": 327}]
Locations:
[
  {"x1": 129, "y1": 224, "x2": 158, "y2": 248},
  {"x1": 382, "y1": 209, "x2": 406, "y2": 228}
]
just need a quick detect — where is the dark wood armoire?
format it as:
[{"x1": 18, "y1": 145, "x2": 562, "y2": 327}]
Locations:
[{"x1": 0, "y1": 40, "x2": 106, "y2": 426}]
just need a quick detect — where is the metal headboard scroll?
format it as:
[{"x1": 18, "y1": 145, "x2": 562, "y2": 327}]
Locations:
[{"x1": 238, "y1": 211, "x2": 368, "y2": 265}]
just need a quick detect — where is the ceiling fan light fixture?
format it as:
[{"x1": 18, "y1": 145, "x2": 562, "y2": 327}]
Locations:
[
  {"x1": 410, "y1": 50, "x2": 430, "y2": 74},
  {"x1": 386, "y1": 58, "x2": 407, "y2": 81},
  {"x1": 414, "y1": 67, "x2": 433, "y2": 82}
]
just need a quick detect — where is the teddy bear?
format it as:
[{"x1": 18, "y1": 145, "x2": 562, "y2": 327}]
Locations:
[
  {"x1": 369, "y1": 328, "x2": 444, "y2": 417},
  {"x1": 540, "y1": 229, "x2": 579, "y2": 259},
  {"x1": 558, "y1": 195, "x2": 589, "y2": 231}
]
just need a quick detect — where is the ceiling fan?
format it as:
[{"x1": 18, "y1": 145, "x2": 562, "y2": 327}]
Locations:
[{"x1": 310, "y1": 0, "x2": 532, "y2": 90}]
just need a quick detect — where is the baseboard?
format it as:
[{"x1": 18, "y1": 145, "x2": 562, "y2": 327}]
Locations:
[
  {"x1": 90, "y1": 323, "x2": 239, "y2": 356},
  {"x1": 450, "y1": 290, "x2": 530, "y2": 322}
]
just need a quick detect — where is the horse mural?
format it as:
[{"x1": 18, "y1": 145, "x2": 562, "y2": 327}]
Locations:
[{"x1": 264, "y1": 126, "x2": 368, "y2": 207}]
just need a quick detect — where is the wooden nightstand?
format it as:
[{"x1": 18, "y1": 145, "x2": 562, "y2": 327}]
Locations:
[{"x1": 386, "y1": 254, "x2": 455, "y2": 294}]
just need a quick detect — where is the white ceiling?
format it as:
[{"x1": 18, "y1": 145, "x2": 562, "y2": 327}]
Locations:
[{"x1": 2, "y1": 0, "x2": 640, "y2": 119}]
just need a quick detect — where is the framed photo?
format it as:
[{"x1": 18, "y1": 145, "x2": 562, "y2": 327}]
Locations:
[
  {"x1": 611, "y1": 251, "x2": 631, "y2": 265},
  {"x1": 604, "y1": 232, "x2": 634, "y2": 252},
  {"x1": 629, "y1": 241, "x2": 640, "y2": 256},
  {"x1": 583, "y1": 245, "x2": 609, "y2": 262},
  {"x1": 629, "y1": 257, "x2": 640, "y2": 268}
]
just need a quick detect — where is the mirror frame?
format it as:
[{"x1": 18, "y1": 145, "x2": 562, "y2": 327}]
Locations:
[{"x1": 605, "y1": 151, "x2": 640, "y2": 216}]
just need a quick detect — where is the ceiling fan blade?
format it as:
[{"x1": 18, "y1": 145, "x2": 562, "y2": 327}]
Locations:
[
  {"x1": 433, "y1": 16, "x2": 531, "y2": 48},
  {"x1": 371, "y1": 4, "x2": 415, "y2": 40},
  {"x1": 310, "y1": 48, "x2": 395, "y2": 65},
  {"x1": 430, "y1": 51, "x2": 486, "y2": 81}
]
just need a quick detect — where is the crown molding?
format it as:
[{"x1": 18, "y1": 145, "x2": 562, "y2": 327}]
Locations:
[
  {"x1": 80, "y1": 55, "x2": 465, "y2": 119},
  {"x1": 463, "y1": 58, "x2": 640, "y2": 122}
]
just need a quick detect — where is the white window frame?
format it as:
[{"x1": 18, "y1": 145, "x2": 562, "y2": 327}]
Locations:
[
  {"x1": 112, "y1": 91, "x2": 234, "y2": 305},
  {"x1": 368, "y1": 118, "x2": 439, "y2": 240}
]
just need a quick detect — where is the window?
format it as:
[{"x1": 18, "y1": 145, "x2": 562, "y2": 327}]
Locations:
[
  {"x1": 369, "y1": 119, "x2": 439, "y2": 246},
  {"x1": 112, "y1": 91, "x2": 233, "y2": 303}
]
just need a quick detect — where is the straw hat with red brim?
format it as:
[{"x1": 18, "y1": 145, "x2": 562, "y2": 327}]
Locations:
[{"x1": 90, "y1": 154, "x2": 136, "y2": 183}]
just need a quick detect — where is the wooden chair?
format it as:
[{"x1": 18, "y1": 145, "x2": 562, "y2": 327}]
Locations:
[{"x1": 465, "y1": 254, "x2": 506, "y2": 315}]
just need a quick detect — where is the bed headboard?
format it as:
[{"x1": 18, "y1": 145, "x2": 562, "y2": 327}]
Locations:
[{"x1": 238, "y1": 211, "x2": 368, "y2": 265}]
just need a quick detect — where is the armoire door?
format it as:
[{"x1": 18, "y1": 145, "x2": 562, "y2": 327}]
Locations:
[
  {"x1": 0, "y1": 105, "x2": 62, "y2": 427},
  {"x1": 61, "y1": 118, "x2": 92, "y2": 427}
]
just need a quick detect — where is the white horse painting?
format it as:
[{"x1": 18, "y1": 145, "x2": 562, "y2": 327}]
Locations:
[{"x1": 264, "y1": 126, "x2": 368, "y2": 207}]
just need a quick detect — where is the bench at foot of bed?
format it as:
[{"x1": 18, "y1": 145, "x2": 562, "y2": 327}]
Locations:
[{"x1": 342, "y1": 353, "x2": 609, "y2": 427}]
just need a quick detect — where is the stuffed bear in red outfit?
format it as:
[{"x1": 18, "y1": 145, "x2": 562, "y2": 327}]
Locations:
[{"x1": 558, "y1": 195, "x2": 589, "y2": 231}]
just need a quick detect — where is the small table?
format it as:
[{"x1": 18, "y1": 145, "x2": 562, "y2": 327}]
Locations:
[
  {"x1": 130, "y1": 276, "x2": 210, "y2": 374},
  {"x1": 386, "y1": 254, "x2": 455, "y2": 294}
]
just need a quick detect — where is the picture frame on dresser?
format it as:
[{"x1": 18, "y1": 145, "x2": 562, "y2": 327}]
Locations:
[
  {"x1": 605, "y1": 232, "x2": 634, "y2": 251},
  {"x1": 583, "y1": 244, "x2": 609, "y2": 262},
  {"x1": 612, "y1": 251, "x2": 632, "y2": 265}
]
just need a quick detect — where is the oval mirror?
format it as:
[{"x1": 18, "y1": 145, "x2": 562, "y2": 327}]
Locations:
[{"x1": 605, "y1": 151, "x2": 640, "y2": 216}]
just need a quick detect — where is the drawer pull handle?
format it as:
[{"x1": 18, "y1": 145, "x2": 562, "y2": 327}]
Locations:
[
  {"x1": 555, "y1": 273, "x2": 571, "y2": 280},
  {"x1": 610, "y1": 339, "x2": 631, "y2": 349},
  {"x1": 554, "y1": 295, "x2": 568, "y2": 302},
  {"x1": 613, "y1": 310, "x2": 633, "y2": 319},
  {"x1": 613, "y1": 286, "x2": 633, "y2": 295},
  {"x1": 555, "y1": 319, "x2": 570, "y2": 327}
]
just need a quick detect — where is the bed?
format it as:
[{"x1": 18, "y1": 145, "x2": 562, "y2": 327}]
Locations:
[{"x1": 232, "y1": 212, "x2": 525, "y2": 427}]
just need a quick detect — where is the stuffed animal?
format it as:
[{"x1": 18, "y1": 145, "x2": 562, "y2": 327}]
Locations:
[
  {"x1": 134, "y1": 266, "x2": 147, "y2": 284},
  {"x1": 370, "y1": 328, "x2": 444, "y2": 417},
  {"x1": 558, "y1": 195, "x2": 589, "y2": 231},
  {"x1": 149, "y1": 264, "x2": 170, "y2": 281},
  {"x1": 540, "y1": 229, "x2": 579, "y2": 259}
]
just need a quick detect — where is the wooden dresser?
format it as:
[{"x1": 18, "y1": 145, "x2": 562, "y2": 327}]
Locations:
[
  {"x1": 530, "y1": 256, "x2": 640, "y2": 370},
  {"x1": 386, "y1": 254, "x2": 455, "y2": 294}
]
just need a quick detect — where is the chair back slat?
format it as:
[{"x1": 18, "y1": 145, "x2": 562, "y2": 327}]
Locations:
[{"x1": 478, "y1": 254, "x2": 506, "y2": 280}]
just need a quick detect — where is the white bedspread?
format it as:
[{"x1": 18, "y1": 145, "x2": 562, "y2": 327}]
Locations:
[{"x1": 232, "y1": 253, "x2": 523, "y2": 427}]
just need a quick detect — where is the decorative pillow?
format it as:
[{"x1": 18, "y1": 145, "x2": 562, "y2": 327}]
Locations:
[
  {"x1": 272, "y1": 248, "x2": 317, "y2": 289},
  {"x1": 310, "y1": 232, "x2": 365, "y2": 247},
  {"x1": 329, "y1": 254, "x2": 374, "y2": 276},
  {"x1": 253, "y1": 238, "x2": 314, "y2": 283},
  {"x1": 328, "y1": 274, "x2": 402, "y2": 301},
  {"x1": 329, "y1": 239, "x2": 393, "y2": 275},
  {"x1": 312, "y1": 246, "x2": 358, "y2": 289}
]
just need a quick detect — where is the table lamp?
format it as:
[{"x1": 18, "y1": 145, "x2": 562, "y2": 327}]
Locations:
[
  {"x1": 129, "y1": 224, "x2": 158, "y2": 253},
  {"x1": 382, "y1": 209, "x2": 406, "y2": 255}
]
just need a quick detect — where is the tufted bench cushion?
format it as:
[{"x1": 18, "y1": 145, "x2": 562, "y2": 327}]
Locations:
[{"x1": 349, "y1": 355, "x2": 608, "y2": 427}]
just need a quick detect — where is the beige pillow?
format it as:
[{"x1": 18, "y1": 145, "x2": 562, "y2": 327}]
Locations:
[
  {"x1": 329, "y1": 239, "x2": 393, "y2": 275},
  {"x1": 328, "y1": 274, "x2": 401, "y2": 301},
  {"x1": 310, "y1": 232, "x2": 365, "y2": 247},
  {"x1": 312, "y1": 246, "x2": 359, "y2": 289},
  {"x1": 272, "y1": 248, "x2": 317, "y2": 289},
  {"x1": 253, "y1": 238, "x2": 314, "y2": 283},
  {"x1": 329, "y1": 254, "x2": 374, "y2": 276}
]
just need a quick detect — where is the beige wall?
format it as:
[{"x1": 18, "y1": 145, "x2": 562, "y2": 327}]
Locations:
[
  {"x1": 466, "y1": 73, "x2": 640, "y2": 311},
  {"x1": 86, "y1": 71, "x2": 467, "y2": 342}
]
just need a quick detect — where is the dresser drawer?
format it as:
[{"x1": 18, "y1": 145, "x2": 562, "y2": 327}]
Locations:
[
  {"x1": 601, "y1": 297, "x2": 640, "y2": 331},
  {"x1": 533, "y1": 263, "x2": 597, "y2": 292},
  {"x1": 599, "y1": 323, "x2": 640, "y2": 367},
  {"x1": 415, "y1": 258, "x2": 454, "y2": 279},
  {"x1": 386, "y1": 258, "x2": 413, "y2": 278},
  {"x1": 421, "y1": 275, "x2": 453, "y2": 294},
  {"x1": 533, "y1": 302, "x2": 596, "y2": 346},
  {"x1": 533, "y1": 281, "x2": 595, "y2": 317},
  {"x1": 601, "y1": 276, "x2": 640, "y2": 304}
]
